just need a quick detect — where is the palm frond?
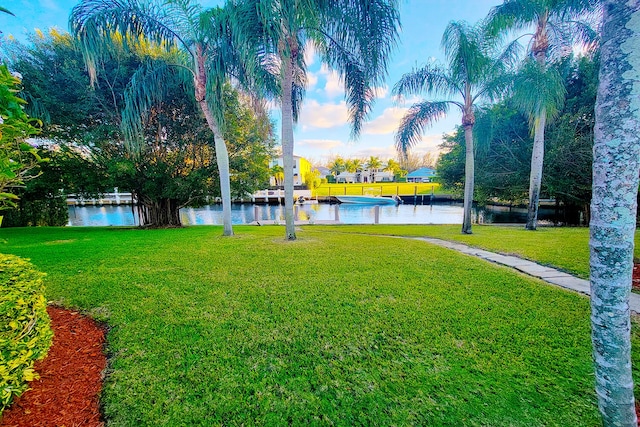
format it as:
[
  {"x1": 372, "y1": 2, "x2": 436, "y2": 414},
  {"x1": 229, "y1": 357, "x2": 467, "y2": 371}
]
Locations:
[
  {"x1": 321, "y1": 0, "x2": 400, "y2": 88},
  {"x1": 510, "y1": 59, "x2": 565, "y2": 125},
  {"x1": 475, "y1": 72, "x2": 514, "y2": 104},
  {"x1": 485, "y1": 0, "x2": 541, "y2": 37},
  {"x1": 443, "y1": 21, "x2": 495, "y2": 85},
  {"x1": 318, "y1": 32, "x2": 372, "y2": 137},
  {"x1": 392, "y1": 64, "x2": 460, "y2": 100},
  {"x1": 165, "y1": 0, "x2": 202, "y2": 43},
  {"x1": 559, "y1": 0, "x2": 601, "y2": 20},
  {"x1": 496, "y1": 37, "x2": 525, "y2": 69},
  {"x1": 0, "y1": 7, "x2": 14, "y2": 16},
  {"x1": 395, "y1": 100, "x2": 451, "y2": 155},
  {"x1": 70, "y1": 0, "x2": 188, "y2": 84},
  {"x1": 121, "y1": 59, "x2": 177, "y2": 154},
  {"x1": 224, "y1": 0, "x2": 281, "y2": 102}
]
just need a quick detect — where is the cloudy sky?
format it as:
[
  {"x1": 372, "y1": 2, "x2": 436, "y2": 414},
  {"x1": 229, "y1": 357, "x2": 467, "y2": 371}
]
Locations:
[{"x1": 0, "y1": 0, "x2": 501, "y2": 164}]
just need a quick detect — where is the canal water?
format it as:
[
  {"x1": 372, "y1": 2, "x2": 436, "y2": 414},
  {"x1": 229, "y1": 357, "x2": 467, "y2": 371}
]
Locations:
[{"x1": 66, "y1": 203, "x2": 561, "y2": 227}]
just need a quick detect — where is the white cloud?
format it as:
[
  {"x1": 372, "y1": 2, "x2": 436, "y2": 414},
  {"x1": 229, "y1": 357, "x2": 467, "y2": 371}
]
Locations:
[
  {"x1": 412, "y1": 133, "x2": 448, "y2": 152},
  {"x1": 298, "y1": 99, "x2": 349, "y2": 129},
  {"x1": 362, "y1": 107, "x2": 409, "y2": 135},
  {"x1": 314, "y1": 64, "x2": 344, "y2": 99},
  {"x1": 298, "y1": 139, "x2": 345, "y2": 150},
  {"x1": 39, "y1": 0, "x2": 61, "y2": 11},
  {"x1": 374, "y1": 85, "x2": 389, "y2": 99},
  {"x1": 391, "y1": 94, "x2": 422, "y2": 105},
  {"x1": 303, "y1": 42, "x2": 316, "y2": 67},
  {"x1": 350, "y1": 145, "x2": 398, "y2": 160},
  {"x1": 306, "y1": 72, "x2": 318, "y2": 90},
  {"x1": 324, "y1": 73, "x2": 343, "y2": 99}
]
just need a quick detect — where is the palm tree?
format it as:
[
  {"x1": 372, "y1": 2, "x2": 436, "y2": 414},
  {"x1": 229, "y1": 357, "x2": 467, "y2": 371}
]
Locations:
[
  {"x1": 345, "y1": 158, "x2": 364, "y2": 174},
  {"x1": 236, "y1": 0, "x2": 400, "y2": 240},
  {"x1": 384, "y1": 158, "x2": 405, "y2": 177},
  {"x1": 70, "y1": 0, "x2": 249, "y2": 235},
  {"x1": 366, "y1": 156, "x2": 382, "y2": 182},
  {"x1": 486, "y1": 0, "x2": 599, "y2": 230},
  {"x1": 271, "y1": 164, "x2": 284, "y2": 187},
  {"x1": 328, "y1": 157, "x2": 346, "y2": 178},
  {"x1": 366, "y1": 156, "x2": 382, "y2": 170},
  {"x1": 393, "y1": 21, "x2": 514, "y2": 234},
  {"x1": 589, "y1": 1, "x2": 639, "y2": 425}
]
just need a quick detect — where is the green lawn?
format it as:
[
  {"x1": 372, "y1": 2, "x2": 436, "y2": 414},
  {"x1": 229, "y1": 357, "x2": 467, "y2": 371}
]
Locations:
[
  {"x1": 315, "y1": 224, "x2": 640, "y2": 280},
  {"x1": 0, "y1": 225, "x2": 631, "y2": 425}
]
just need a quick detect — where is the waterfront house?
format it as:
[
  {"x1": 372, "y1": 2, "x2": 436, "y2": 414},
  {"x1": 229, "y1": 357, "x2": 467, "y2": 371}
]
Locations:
[
  {"x1": 406, "y1": 167, "x2": 437, "y2": 183},
  {"x1": 269, "y1": 155, "x2": 312, "y2": 186},
  {"x1": 336, "y1": 165, "x2": 395, "y2": 183}
]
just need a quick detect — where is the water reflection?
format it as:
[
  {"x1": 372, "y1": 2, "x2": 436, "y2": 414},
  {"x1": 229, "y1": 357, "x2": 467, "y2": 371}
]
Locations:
[{"x1": 67, "y1": 203, "x2": 467, "y2": 227}]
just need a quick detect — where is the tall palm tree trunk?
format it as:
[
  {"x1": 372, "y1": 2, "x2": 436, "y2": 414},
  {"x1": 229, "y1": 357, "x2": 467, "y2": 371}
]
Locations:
[
  {"x1": 194, "y1": 51, "x2": 233, "y2": 236},
  {"x1": 526, "y1": 109, "x2": 546, "y2": 230},
  {"x1": 281, "y1": 54, "x2": 296, "y2": 240},
  {"x1": 462, "y1": 124, "x2": 474, "y2": 234},
  {"x1": 526, "y1": 17, "x2": 550, "y2": 231},
  {"x1": 590, "y1": 1, "x2": 640, "y2": 425},
  {"x1": 199, "y1": 100, "x2": 234, "y2": 236}
]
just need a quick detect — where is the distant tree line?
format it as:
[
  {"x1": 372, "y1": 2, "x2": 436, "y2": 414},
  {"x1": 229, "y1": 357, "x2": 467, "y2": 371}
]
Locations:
[
  {"x1": 1, "y1": 30, "x2": 274, "y2": 227},
  {"x1": 436, "y1": 55, "x2": 597, "y2": 225}
]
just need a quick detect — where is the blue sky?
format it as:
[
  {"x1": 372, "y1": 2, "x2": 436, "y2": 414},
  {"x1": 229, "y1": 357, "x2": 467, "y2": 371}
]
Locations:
[{"x1": 0, "y1": 0, "x2": 501, "y2": 165}]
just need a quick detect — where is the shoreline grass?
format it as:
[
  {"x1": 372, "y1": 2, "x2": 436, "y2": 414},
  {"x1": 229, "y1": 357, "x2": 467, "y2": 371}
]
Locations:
[
  {"x1": 0, "y1": 225, "x2": 631, "y2": 425},
  {"x1": 312, "y1": 182, "x2": 444, "y2": 198}
]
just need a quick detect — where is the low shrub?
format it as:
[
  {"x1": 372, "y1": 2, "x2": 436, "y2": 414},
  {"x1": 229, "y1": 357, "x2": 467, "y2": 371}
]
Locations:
[{"x1": 0, "y1": 254, "x2": 52, "y2": 412}]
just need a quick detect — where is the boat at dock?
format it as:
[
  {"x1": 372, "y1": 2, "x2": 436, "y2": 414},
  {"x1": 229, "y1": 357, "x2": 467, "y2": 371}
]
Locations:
[{"x1": 335, "y1": 195, "x2": 400, "y2": 205}]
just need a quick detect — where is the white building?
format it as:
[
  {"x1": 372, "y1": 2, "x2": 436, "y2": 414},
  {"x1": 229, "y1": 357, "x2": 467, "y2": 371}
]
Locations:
[{"x1": 336, "y1": 167, "x2": 394, "y2": 183}]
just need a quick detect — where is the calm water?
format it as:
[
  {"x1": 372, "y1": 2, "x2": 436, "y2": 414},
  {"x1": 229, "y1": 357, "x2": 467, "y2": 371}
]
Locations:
[
  {"x1": 67, "y1": 203, "x2": 465, "y2": 226},
  {"x1": 66, "y1": 203, "x2": 561, "y2": 227}
]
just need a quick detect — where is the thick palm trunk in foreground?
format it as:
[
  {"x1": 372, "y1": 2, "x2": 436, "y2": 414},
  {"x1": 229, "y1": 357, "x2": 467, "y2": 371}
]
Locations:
[{"x1": 590, "y1": 1, "x2": 640, "y2": 425}]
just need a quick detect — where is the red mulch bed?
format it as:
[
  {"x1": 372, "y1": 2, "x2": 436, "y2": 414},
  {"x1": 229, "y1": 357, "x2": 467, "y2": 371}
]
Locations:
[
  {"x1": 0, "y1": 306, "x2": 107, "y2": 427},
  {"x1": 634, "y1": 263, "x2": 640, "y2": 292}
]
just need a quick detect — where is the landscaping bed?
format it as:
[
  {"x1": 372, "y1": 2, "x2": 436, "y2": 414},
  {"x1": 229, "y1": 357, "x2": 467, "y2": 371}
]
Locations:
[{"x1": 0, "y1": 306, "x2": 105, "y2": 427}]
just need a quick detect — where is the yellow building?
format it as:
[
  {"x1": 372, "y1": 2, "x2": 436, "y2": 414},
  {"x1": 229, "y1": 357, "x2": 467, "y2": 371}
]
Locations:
[{"x1": 269, "y1": 155, "x2": 311, "y2": 186}]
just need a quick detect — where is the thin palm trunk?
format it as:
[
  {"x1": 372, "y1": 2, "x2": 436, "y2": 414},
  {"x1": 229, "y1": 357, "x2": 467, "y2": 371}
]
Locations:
[
  {"x1": 462, "y1": 124, "x2": 474, "y2": 234},
  {"x1": 590, "y1": 1, "x2": 640, "y2": 425},
  {"x1": 526, "y1": 109, "x2": 546, "y2": 230},
  {"x1": 281, "y1": 54, "x2": 296, "y2": 240},
  {"x1": 195, "y1": 50, "x2": 233, "y2": 236},
  {"x1": 526, "y1": 16, "x2": 549, "y2": 231},
  {"x1": 198, "y1": 100, "x2": 233, "y2": 236}
]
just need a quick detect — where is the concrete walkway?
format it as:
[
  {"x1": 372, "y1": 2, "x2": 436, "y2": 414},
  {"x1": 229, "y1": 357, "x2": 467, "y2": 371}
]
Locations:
[{"x1": 410, "y1": 236, "x2": 640, "y2": 314}]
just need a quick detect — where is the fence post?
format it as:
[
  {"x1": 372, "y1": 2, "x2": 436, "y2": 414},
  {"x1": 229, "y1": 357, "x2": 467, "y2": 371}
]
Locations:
[
  {"x1": 254, "y1": 205, "x2": 259, "y2": 222},
  {"x1": 334, "y1": 205, "x2": 340, "y2": 222},
  {"x1": 374, "y1": 205, "x2": 380, "y2": 224}
]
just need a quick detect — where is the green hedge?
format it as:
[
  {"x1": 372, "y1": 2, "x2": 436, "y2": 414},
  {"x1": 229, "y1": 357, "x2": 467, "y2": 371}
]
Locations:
[{"x1": 0, "y1": 254, "x2": 53, "y2": 412}]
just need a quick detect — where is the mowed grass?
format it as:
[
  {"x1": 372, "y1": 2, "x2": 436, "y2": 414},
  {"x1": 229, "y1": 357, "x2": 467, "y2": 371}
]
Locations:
[
  {"x1": 0, "y1": 225, "x2": 613, "y2": 425},
  {"x1": 317, "y1": 224, "x2": 640, "y2": 279}
]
